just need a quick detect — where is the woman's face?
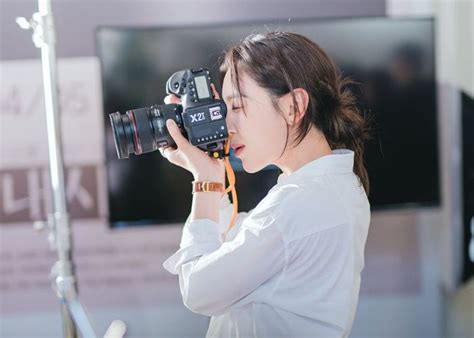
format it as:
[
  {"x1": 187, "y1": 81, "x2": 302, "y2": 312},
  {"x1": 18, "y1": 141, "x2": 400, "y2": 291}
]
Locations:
[{"x1": 222, "y1": 69, "x2": 289, "y2": 173}]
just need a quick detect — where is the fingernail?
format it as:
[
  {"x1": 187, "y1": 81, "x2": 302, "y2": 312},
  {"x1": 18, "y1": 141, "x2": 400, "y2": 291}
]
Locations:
[{"x1": 166, "y1": 119, "x2": 175, "y2": 129}]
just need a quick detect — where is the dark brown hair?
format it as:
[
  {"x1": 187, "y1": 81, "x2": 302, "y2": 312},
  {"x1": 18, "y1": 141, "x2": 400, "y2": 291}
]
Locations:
[{"x1": 219, "y1": 31, "x2": 370, "y2": 194}]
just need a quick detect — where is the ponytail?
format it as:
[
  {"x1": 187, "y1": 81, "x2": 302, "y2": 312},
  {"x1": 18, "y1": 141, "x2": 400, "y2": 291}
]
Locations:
[{"x1": 323, "y1": 77, "x2": 370, "y2": 194}]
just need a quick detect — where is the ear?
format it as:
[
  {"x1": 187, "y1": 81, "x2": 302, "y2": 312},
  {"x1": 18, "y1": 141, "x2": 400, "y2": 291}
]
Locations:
[{"x1": 281, "y1": 88, "x2": 309, "y2": 125}]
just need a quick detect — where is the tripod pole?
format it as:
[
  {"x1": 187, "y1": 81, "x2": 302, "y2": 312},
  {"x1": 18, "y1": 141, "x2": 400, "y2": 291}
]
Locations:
[
  {"x1": 17, "y1": 2, "x2": 126, "y2": 337},
  {"x1": 17, "y1": 1, "x2": 78, "y2": 337}
]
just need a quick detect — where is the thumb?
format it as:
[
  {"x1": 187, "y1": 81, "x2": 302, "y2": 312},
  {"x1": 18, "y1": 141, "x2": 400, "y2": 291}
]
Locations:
[
  {"x1": 210, "y1": 83, "x2": 220, "y2": 100},
  {"x1": 166, "y1": 119, "x2": 190, "y2": 149}
]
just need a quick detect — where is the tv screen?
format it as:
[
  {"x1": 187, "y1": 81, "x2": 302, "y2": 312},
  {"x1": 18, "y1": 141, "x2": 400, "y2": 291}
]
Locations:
[
  {"x1": 462, "y1": 92, "x2": 474, "y2": 283},
  {"x1": 97, "y1": 17, "x2": 439, "y2": 227}
]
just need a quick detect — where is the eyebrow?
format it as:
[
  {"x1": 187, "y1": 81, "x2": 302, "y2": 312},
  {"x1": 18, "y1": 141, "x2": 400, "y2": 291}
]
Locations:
[{"x1": 225, "y1": 94, "x2": 248, "y2": 101}]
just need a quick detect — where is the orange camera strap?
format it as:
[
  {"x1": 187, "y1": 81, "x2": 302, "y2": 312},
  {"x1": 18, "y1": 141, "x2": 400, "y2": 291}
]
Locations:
[{"x1": 223, "y1": 137, "x2": 238, "y2": 239}]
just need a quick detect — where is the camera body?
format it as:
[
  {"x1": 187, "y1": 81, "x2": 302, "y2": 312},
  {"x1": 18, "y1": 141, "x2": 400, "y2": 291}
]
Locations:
[
  {"x1": 109, "y1": 68, "x2": 228, "y2": 159},
  {"x1": 166, "y1": 68, "x2": 228, "y2": 153}
]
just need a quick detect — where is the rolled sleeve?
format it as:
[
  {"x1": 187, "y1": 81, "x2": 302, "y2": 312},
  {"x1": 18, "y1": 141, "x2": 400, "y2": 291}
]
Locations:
[{"x1": 163, "y1": 219, "x2": 222, "y2": 275}]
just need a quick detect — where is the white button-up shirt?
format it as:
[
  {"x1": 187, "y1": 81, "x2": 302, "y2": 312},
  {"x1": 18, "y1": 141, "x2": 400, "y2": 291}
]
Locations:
[{"x1": 163, "y1": 149, "x2": 371, "y2": 338}]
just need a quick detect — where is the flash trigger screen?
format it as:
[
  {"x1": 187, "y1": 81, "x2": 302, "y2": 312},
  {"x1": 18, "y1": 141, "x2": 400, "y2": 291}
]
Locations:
[{"x1": 195, "y1": 76, "x2": 210, "y2": 99}]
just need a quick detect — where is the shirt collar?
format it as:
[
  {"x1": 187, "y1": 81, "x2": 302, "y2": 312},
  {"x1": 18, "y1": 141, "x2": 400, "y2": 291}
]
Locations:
[{"x1": 276, "y1": 149, "x2": 355, "y2": 186}]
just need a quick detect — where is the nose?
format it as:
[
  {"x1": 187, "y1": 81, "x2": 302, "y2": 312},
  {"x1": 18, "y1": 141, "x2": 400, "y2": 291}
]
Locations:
[{"x1": 225, "y1": 111, "x2": 237, "y2": 134}]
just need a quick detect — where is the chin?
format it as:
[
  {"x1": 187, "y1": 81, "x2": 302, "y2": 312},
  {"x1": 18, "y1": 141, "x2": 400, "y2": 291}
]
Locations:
[{"x1": 241, "y1": 159, "x2": 266, "y2": 174}]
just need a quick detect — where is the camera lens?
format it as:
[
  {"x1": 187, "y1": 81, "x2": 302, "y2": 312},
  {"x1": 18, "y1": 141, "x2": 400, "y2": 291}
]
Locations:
[
  {"x1": 131, "y1": 107, "x2": 157, "y2": 154},
  {"x1": 109, "y1": 108, "x2": 157, "y2": 159},
  {"x1": 109, "y1": 111, "x2": 136, "y2": 159},
  {"x1": 109, "y1": 104, "x2": 183, "y2": 159}
]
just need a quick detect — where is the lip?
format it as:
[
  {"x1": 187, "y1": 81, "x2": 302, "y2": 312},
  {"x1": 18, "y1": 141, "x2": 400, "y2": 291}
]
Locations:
[
  {"x1": 231, "y1": 144, "x2": 245, "y2": 157},
  {"x1": 231, "y1": 143, "x2": 244, "y2": 150}
]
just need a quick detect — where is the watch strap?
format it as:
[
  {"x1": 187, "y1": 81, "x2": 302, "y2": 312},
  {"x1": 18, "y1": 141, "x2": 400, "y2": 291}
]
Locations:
[{"x1": 192, "y1": 181, "x2": 224, "y2": 193}]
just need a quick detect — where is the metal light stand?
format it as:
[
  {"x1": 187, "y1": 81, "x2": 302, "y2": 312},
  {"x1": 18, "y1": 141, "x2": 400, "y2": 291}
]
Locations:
[{"x1": 16, "y1": 1, "x2": 125, "y2": 338}]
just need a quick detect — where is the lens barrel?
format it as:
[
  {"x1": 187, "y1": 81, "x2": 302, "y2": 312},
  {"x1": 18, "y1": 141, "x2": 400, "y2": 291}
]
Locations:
[
  {"x1": 109, "y1": 104, "x2": 182, "y2": 159},
  {"x1": 109, "y1": 111, "x2": 135, "y2": 159},
  {"x1": 130, "y1": 107, "x2": 157, "y2": 155}
]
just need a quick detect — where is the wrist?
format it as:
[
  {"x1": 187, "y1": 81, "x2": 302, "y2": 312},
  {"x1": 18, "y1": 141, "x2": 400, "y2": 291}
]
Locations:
[{"x1": 193, "y1": 172, "x2": 225, "y2": 185}]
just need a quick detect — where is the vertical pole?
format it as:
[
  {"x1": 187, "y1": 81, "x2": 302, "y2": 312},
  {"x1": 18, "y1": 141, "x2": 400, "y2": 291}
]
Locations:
[{"x1": 37, "y1": 1, "x2": 78, "y2": 337}]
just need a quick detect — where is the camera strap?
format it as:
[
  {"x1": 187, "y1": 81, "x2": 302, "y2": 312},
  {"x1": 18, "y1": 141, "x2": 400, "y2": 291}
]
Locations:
[{"x1": 222, "y1": 136, "x2": 238, "y2": 241}]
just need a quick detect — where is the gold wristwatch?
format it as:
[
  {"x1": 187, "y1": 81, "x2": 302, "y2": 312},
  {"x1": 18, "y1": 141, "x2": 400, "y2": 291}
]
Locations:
[{"x1": 192, "y1": 181, "x2": 224, "y2": 193}]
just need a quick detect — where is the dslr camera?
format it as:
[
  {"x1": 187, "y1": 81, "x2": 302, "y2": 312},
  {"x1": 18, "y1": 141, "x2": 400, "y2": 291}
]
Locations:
[{"x1": 109, "y1": 68, "x2": 229, "y2": 159}]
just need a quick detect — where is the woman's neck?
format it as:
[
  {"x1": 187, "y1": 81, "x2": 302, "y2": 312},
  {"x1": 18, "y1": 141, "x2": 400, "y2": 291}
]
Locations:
[{"x1": 275, "y1": 126, "x2": 332, "y2": 176}]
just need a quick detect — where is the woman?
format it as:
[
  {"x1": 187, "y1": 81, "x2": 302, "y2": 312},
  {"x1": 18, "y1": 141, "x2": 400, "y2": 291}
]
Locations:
[{"x1": 162, "y1": 31, "x2": 371, "y2": 338}]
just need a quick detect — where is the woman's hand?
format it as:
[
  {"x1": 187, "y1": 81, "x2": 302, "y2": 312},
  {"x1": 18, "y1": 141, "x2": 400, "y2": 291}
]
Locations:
[{"x1": 160, "y1": 84, "x2": 225, "y2": 183}]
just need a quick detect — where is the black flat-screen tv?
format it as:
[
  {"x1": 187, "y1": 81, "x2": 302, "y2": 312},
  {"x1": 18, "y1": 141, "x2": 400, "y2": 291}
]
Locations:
[
  {"x1": 97, "y1": 17, "x2": 439, "y2": 227},
  {"x1": 462, "y1": 92, "x2": 474, "y2": 283}
]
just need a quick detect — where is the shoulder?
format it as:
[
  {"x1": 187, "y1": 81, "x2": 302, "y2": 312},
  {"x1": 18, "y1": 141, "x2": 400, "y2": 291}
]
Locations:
[{"x1": 248, "y1": 178, "x2": 351, "y2": 241}]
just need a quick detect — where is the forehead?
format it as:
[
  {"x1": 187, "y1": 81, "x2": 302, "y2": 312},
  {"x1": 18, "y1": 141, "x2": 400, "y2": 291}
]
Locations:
[{"x1": 222, "y1": 69, "x2": 257, "y2": 101}]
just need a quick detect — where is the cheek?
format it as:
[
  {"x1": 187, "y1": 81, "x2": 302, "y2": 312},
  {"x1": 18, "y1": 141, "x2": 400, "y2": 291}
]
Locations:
[
  {"x1": 249, "y1": 114, "x2": 287, "y2": 159},
  {"x1": 263, "y1": 119, "x2": 288, "y2": 152}
]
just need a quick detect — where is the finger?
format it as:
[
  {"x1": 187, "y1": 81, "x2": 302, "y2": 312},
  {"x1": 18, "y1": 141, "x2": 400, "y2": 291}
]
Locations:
[
  {"x1": 161, "y1": 146, "x2": 177, "y2": 159},
  {"x1": 159, "y1": 146, "x2": 172, "y2": 158},
  {"x1": 166, "y1": 119, "x2": 190, "y2": 150},
  {"x1": 210, "y1": 83, "x2": 221, "y2": 100},
  {"x1": 164, "y1": 94, "x2": 181, "y2": 105}
]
